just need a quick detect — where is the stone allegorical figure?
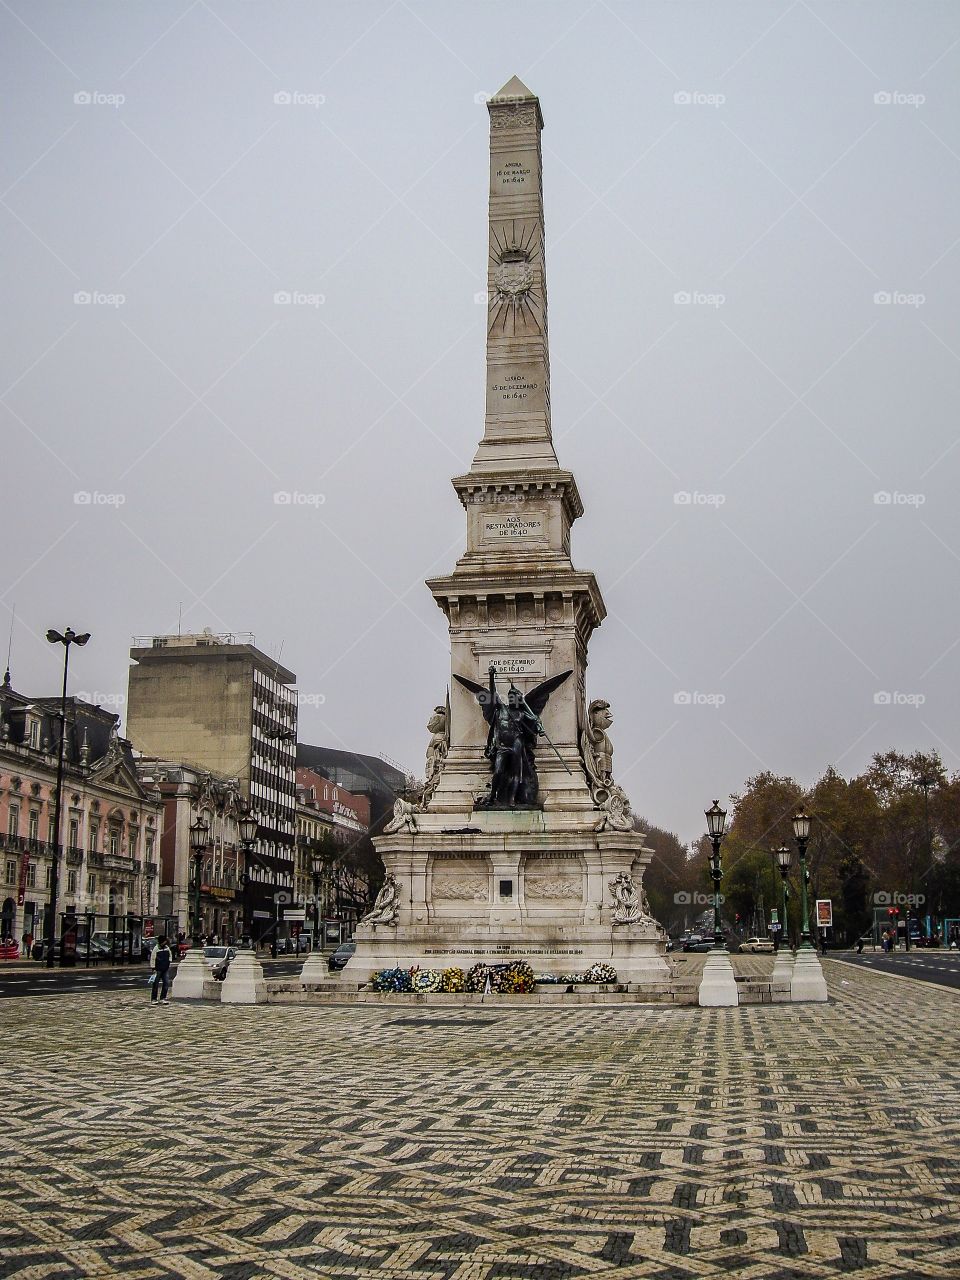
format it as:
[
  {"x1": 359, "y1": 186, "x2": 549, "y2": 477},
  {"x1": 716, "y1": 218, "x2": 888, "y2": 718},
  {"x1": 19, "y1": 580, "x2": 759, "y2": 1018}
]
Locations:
[
  {"x1": 420, "y1": 696, "x2": 450, "y2": 809},
  {"x1": 582, "y1": 699, "x2": 615, "y2": 793},
  {"x1": 455, "y1": 667, "x2": 571, "y2": 808},
  {"x1": 594, "y1": 784, "x2": 635, "y2": 833},
  {"x1": 361, "y1": 873, "x2": 401, "y2": 927},
  {"x1": 384, "y1": 796, "x2": 418, "y2": 835}
]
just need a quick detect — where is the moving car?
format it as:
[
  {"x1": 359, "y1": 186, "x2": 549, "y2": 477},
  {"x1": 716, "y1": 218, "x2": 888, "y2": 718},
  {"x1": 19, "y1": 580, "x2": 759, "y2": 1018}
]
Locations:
[
  {"x1": 327, "y1": 940, "x2": 356, "y2": 971},
  {"x1": 739, "y1": 937, "x2": 775, "y2": 954},
  {"x1": 201, "y1": 945, "x2": 237, "y2": 973},
  {"x1": 682, "y1": 936, "x2": 715, "y2": 953}
]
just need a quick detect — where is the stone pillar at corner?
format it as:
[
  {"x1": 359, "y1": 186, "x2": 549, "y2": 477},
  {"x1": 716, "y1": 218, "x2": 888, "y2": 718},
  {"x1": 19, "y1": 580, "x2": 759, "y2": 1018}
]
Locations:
[{"x1": 342, "y1": 79, "x2": 669, "y2": 990}]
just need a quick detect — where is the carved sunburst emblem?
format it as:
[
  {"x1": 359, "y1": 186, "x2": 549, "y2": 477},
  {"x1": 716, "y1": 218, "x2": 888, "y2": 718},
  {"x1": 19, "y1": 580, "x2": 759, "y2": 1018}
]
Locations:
[{"x1": 489, "y1": 221, "x2": 543, "y2": 335}]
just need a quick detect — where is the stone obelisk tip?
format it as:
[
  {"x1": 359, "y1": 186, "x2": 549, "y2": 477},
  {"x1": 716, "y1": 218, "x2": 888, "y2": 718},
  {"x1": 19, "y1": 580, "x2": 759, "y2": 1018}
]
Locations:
[{"x1": 490, "y1": 75, "x2": 537, "y2": 102}]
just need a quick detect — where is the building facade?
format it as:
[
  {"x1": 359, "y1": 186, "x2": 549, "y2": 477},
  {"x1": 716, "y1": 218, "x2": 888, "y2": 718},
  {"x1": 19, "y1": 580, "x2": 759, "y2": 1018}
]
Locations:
[
  {"x1": 135, "y1": 759, "x2": 250, "y2": 942},
  {"x1": 0, "y1": 674, "x2": 163, "y2": 949},
  {"x1": 295, "y1": 767, "x2": 372, "y2": 941},
  {"x1": 126, "y1": 632, "x2": 297, "y2": 936}
]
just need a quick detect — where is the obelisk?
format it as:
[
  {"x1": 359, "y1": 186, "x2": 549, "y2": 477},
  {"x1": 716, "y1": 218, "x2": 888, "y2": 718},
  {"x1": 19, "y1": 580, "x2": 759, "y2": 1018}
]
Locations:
[{"x1": 336, "y1": 78, "x2": 669, "y2": 988}]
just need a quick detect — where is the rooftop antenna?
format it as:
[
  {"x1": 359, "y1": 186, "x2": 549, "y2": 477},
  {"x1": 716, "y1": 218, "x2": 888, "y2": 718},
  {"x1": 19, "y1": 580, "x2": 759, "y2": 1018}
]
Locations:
[
  {"x1": 177, "y1": 602, "x2": 182, "y2": 635},
  {"x1": 3, "y1": 604, "x2": 14, "y2": 688}
]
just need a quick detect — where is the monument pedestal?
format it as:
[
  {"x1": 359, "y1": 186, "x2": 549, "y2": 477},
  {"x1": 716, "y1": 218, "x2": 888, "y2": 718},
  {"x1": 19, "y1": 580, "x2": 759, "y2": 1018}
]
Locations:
[
  {"x1": 345, "y1": 827, "x2": 668, "y2": 985},
  {"x1": 790, "y1": 946, "x2": 828, "y2": 1002},
  {"x1": 698, "y1": 948, "x2": 739, "y2": 1007},
  {"x1": 771, "y1": 947, "x2": 795, "y2": 987}
]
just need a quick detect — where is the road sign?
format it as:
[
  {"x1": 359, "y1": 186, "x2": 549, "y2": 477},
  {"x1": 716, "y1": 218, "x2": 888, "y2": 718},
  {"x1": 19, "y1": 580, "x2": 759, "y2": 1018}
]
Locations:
[
  {"x1": 815, "y1": 899, "x2": 833, "y2": 928},
  {"x1": 252, "y1": 910, "x2": 271, "y2": 919},
  {"x1": 768, "y1": 922, "x2": 782, "y2": 933},
  {"x1": 284, "y1": 908, "x2": 306, "y2": 922}
]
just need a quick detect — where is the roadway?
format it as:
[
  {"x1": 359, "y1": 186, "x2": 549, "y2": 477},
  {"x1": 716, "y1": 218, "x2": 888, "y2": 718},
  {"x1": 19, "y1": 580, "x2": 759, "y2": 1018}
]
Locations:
[
  {"x1": 0, "y1": 955, "x2": 313, "y2": 999},
  {"x1": 829, "y1": 948, "x2": 960, "y2": 991}
]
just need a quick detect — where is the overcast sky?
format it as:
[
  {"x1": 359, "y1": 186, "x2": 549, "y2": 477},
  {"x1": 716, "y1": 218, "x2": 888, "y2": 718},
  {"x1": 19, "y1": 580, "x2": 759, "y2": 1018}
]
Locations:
[{"x1": 3, "y1": 1, "x2": 959, "y2": 845}]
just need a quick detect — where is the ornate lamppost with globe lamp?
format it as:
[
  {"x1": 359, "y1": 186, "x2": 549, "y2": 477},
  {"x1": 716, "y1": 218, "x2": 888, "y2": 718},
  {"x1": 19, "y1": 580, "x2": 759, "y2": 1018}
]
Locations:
[
  {"x1": 788, "y1": 805, "x2": 828, "y2": 1001},
  {"x1": 697, "y1": 800, "x2": 738, "y2": 1006}
]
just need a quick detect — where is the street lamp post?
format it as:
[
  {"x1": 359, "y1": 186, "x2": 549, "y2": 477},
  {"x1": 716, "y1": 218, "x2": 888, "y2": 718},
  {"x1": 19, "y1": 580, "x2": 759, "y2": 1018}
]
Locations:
[
  {"x1": 189, "y1": 817, "x2": 209, "y2": 947},
  {"x1": 775, "y1": 843, "x2": 792, "y2": 949},
  {"x1": 310, "y1": 850, "x2": 322, "y2": 950},
  {"x1": 704, "y1": 800, "x2": 727, "y2": 949},
  {"x1": 237, "y1": 813, "x2": 259, "y2": 947},
  {"x1": 792, "y1": 806, "x2": 813, "y2": 950},
  {"x1": 45, "y1": 627, "x2": 90, "y2": 969}
]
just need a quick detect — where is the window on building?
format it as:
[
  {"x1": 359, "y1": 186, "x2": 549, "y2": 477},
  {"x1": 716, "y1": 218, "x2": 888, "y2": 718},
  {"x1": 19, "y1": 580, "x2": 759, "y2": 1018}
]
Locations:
[
  {"x1": 129, "y1": 832, "x2": 138, "y2": 860},
  {"x1": 87, "y1": 875, "x2": 96, "y2": 895},
  {"x1": 89, "y1": 824, "x2": 99, "y2": 852},
  {"x1": 26, "y1": 862, "x2": 36, "y2": 888},
  {"x1": 48, "y1": 817, "x2": 56, "y2": 846},
  {"x1": 44, "y1": 866, "x2": 51, "y2": 890},
  {"x1": 69, "y1": 819, "x2": 79, "y2": 850},
  {"x1": 28, "y1": 719, "x2": 40, "y2": 749},
  {"x1": 67, "y1": 870, "x2": 77, "y2": 895},
  {"x1": 28, "y1": 811, "x2": 39, "y2": 843},
  {"x1": 108, "y1": 830, "x2": 120, "y2": 857},
  {"x1": 145, "y1": 837, "x2": 154, "y2": 862},
  {"x1": 8, "y1": 805, "x2": 19, "y2": 838},
  {"x1": 5, "y1": 860, "x2": 15, "y2": 885}
]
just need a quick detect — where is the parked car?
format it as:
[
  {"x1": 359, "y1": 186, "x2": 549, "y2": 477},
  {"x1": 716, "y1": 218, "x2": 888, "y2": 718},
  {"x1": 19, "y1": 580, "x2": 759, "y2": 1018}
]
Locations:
[
  {"x1": 201, "y1": 945, "x2": 237, "y2": 973},
  {"x1": 683, "y1": 936, "x2": 716, "y2": 952},
  {"x1": 328, "y1": 940, "x2": 356, "y2": 971},
  {"x1": 739, "y1": 937, "x2": 775, "y2": 954}
]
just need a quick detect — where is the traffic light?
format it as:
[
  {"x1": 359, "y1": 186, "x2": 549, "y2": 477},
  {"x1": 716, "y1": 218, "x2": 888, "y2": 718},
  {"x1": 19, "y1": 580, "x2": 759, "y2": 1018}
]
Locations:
[{"x1": 888, "y1": 907, "x2": 899, "y2": 920}]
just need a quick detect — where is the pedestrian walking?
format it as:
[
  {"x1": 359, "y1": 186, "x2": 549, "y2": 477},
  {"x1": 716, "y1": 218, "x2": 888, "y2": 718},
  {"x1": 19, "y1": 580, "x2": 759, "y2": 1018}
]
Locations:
[{"x1": 150, "y1": 936, "x2": 173, "y2": 1004}]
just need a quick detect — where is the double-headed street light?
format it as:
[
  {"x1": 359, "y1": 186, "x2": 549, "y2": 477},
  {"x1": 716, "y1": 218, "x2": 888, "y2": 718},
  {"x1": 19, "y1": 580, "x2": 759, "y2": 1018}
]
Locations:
[
  {"x1": 774, "y1": 843, "x2": 792, "y2": 950},
  {"x1": 189, "y1": 817, "x2": 209, "y2": 947},
  {"x1": 704, "y1": 800, "x2": 727, "y2": 949},
  {"x1": 792, "y1": 805, "x2": 813, "y2": 949},
  {"x1": 45, "y1": 627, "x2": 90, "y2": 969}
]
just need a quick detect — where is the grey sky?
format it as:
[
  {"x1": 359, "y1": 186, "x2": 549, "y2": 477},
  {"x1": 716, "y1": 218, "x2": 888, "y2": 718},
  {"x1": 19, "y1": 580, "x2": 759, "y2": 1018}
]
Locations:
[{"x1": 2, "y1": 1, "x2": 959, "y2": 846}]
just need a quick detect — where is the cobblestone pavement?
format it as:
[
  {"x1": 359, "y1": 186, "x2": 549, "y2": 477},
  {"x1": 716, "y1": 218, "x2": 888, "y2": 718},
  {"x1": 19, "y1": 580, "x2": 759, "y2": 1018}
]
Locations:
[{"x1": 3, "y1": 958, "x2": 959, "y2": 1279}]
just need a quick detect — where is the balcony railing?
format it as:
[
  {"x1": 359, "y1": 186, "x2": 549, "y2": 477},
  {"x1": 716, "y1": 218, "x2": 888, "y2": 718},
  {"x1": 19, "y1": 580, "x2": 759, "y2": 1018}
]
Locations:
[
  {"x1": 88, "y1": 851, "x2": 105, "y2": 868},
  {"x1": 65, "y1": 847, "x2": 85, "y2": 867},
  {"x1": 145, "y1": 861, "x2": 158, "y2": 877}
]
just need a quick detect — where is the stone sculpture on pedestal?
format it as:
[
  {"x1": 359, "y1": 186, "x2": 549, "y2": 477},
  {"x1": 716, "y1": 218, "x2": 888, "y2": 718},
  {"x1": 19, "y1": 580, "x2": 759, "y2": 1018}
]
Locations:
[{"x1": 334, "y1": 77, "x2": 669, "y2": 988}]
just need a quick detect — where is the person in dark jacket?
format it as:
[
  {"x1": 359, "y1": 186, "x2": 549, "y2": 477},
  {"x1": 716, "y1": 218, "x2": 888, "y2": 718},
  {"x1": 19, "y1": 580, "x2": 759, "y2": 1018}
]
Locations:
[{"x1": 151, "y1": 936, "x2": 173, "y2": 1003}]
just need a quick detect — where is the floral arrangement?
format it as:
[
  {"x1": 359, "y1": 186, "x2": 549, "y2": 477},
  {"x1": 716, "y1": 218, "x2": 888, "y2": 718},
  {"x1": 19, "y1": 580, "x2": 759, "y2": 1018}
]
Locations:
[
  {"x1": 411, "y1": 968, "x2": 443, "y2": 993},
  {"x1": 371, "y1": 966, "x2": 413, "y2": 992},
  {"x1": 492, "y1": 960, "x2": 536, "y2": 993},
  {"x1": 440, "y1": 967, "x2": 465, "y2": 992},
  {"x1": 465, "y1": 963, "x2": 490, "y2": 993}
]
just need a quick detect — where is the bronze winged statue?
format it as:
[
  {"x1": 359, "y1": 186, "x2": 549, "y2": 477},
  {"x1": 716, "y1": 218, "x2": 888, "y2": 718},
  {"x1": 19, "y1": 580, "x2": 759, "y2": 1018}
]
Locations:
[{"x1": 454, "y1": 666, "x2": 572, "y2": 808}]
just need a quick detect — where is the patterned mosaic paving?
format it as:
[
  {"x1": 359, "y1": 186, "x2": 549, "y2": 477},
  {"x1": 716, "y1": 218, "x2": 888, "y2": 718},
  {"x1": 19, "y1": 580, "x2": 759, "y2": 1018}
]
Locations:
[{"x1": 2, "y1": 959, "x2": 959, "y2": 1278}]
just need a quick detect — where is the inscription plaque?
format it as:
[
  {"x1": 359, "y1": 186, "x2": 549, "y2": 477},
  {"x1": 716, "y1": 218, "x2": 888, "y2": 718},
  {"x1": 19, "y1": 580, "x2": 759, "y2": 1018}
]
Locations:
[{"x1": 482, "y1": 514, "x2": 544, "y2": 542}]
